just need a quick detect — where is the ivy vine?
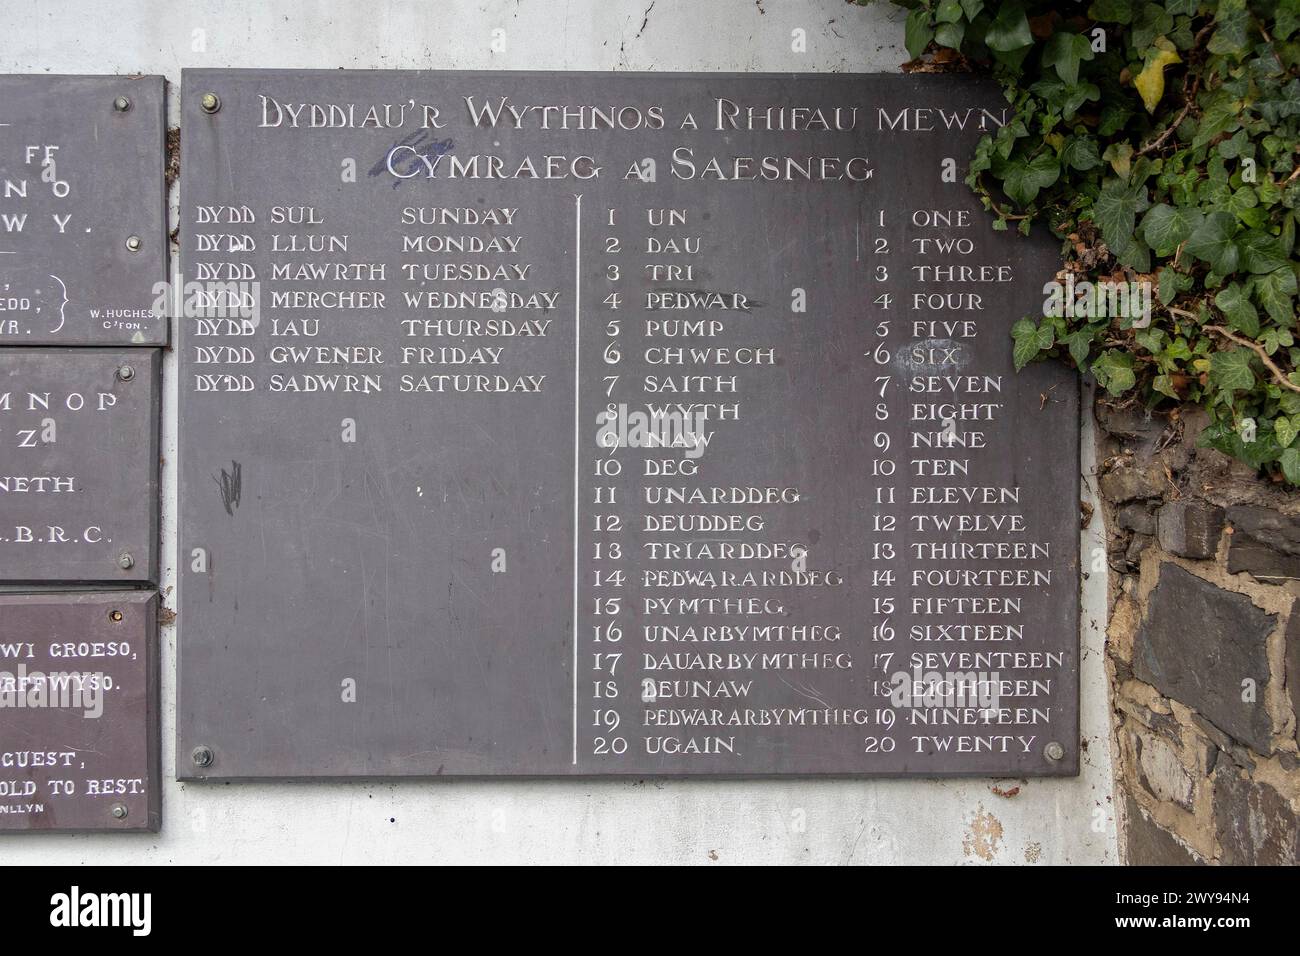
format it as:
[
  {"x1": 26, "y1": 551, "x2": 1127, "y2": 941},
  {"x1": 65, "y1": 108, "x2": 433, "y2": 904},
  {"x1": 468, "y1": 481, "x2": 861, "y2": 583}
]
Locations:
[{"x1": 857, "y1": 0, "x2": 1300, "y2": 482}]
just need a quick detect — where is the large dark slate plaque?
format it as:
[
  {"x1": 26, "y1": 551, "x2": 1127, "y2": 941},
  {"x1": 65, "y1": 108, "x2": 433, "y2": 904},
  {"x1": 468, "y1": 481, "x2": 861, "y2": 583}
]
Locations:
[
  {"x1": 0, "y1": 591, "x2": 159, "y2": 832},
  {"x1": 0, "y1": 75, "x2": 167, "y2": 346},
  {"x1": 0, "y1": 348, "x2": 160, "y2": 583},
  {"x1": 178, "y1": 70, "x2": 1079, "y2": 779}
]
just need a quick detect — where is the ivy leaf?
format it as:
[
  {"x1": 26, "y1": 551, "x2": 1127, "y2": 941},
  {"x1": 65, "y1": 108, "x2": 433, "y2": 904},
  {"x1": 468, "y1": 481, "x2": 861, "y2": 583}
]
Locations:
[
  {"x1": 1099, "y1": 101, "x2": 1135, "y2": 136},
  {"x1": 1282, "y1": 447, "x2": 1300, "y2": 484},
  {"x1": 1208, "y1": 0, "x2": 1253, "y2": 57},
  {"x1": 1088, "y1": 0, "x2": 1134, "y2": 24},
  {"x1": 935, "y1": 21, "x2": 966, "y2": 48},
  {"x1": 1261, "y1": 327, "x2": 1294, "y2": 356},
  {"x1": 1255, "y1": 267, "x2": 1299, "y2": 325},
  {"x1": 1238, "y1": 231, "x2": 1289, "y2": 275},
  {"x1": 1042, "y1": 31, "x2": 1095, "y2": 87},
  {"x1": 1158, "y1": 266, "x2": 1192, "y2": 305},
  {"x1": 1134, "y1": 44, "x2": 1182, "y2": 114},
  {"x1": 1229, "y1": 187, "x2": 1263, "y2": 228},
  {"x1": 993, "y1": 151, "x2": 1060, "y2": 206},
  {"x1": 961, "y1": 0, "x2": 985, "y2": 20},
  {"x1": 1215, "y1": 282, "x2": 1260, "y2": 337},
  {"x1": 1103, "y1": 142, "x2": 1134, "y2": 178},
  {"x1": 1060, "y1": 135, "x2": 1102, "y2": 171},
  {"x1": 1011, "y1": 318, "x2": 1053, "y2": 369},
  {"x1": 1093, "y1": 177, "x2": 1148, "y2": 257},
  {"x1": 904, "y1": 8, "x2": 935, "y2": 60},
  {"x1": 1117, "y1": 236, "x2": 1152, "y2": 273},
  {"x1": 1185, "y1": 211, "x2": 1240, "y2": 275},
  {"x1": 1141, "y1": 203, "x2": 1196, "y2": 256},
  {"x1": 1209, "y1": 347, "x2": 1257, "y2": 392},
  {"x1": 1028, "y1": 79, "x2": 1100, "y2": 119},
  {"x1": 1193, "y1": 89, "x2": 1244, "y2": 149},
  {"x1": 1065, "y1": 328, "x2": 1097, "y2": 366},
  {"x1": 985, "y1": 2, "x2": 1033, "y2": 52},
  {"x1": 1278, "y1": 0, "x2": 1300, "y2": 41},
  {"x1": 1276, "y1": 416, "x2": 1300, "y2": 450},
  {"x1": 1217, "y1": 130, "x2": 1252, "y2": 160},
  {"x1": 1093, "y1": 350, "x2": 1137, "y2": 395},
  {"x1": 1199, "y1": 420, "x2": 1283, "y2": 468},
  {"x1": 1131, "y1": 4, "x2": 1175, "y2": 50},
  {"x1": 935, "y1": 0, "x2": 964, "y2": 23},
  {"x1": 1136, "y1": 327, "x2": 1167, "y2": 354}
]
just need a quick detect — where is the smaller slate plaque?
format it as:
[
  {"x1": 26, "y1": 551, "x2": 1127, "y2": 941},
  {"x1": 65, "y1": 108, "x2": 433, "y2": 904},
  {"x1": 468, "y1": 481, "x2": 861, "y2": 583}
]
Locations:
[
  {"x1": 0, "y1": 349, "x2": 160, "y2": 583},
  {"x1": 0, "y1": 75, "x2": 167, "y2": 346},
  {"x1": 0, "y1": 591, "x2": 159, "y2": 832}
]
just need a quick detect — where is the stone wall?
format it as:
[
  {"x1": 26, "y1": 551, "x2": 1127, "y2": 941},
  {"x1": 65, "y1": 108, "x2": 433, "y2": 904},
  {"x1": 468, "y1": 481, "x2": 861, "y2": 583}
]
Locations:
[{"x1": 1098, "y1": 400, "x2": 1300, "y2": 864}]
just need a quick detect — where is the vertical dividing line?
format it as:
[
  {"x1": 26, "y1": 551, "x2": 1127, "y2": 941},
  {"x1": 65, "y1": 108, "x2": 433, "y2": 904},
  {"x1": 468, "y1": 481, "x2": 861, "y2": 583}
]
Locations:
[{"x1": 572, "y1": 194, "x2": 582, "y2": 766}]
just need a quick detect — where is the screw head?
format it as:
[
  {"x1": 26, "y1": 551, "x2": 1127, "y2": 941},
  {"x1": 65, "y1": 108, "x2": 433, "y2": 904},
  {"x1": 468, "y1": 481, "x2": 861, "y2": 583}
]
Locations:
[
  {"x1": 1045, "y1": 741, "x2": 1066, "y2": 762},
  {"x1": 125, "y1": 235, "x2": 142, "y2": 253},
  {"x1": 113, "y1": 96, "x2": 131, "y2": 113},
  {"x1": 200, "y1": 92, "x2": 221, "y2": 114},
  {"x1": 116, "y1": 364, "x2": 135, "y2": 382},
  {"x1": 117, "y1": 552, "x2": 135, "y2": 570},
  {"x1": 111, "y1": 803, "x2": 128, "y2": 820},
  {"x1": 191, "y1": 746, "x2": 214, "y2": 768}
]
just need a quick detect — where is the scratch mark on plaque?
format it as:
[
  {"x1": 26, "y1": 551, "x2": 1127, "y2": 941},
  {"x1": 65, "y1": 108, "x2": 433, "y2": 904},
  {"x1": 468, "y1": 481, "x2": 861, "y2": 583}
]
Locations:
[
  {"x1": 777, "y1": 675, "x2": 829, "y2": 710},
  {"x1": 213, "y1": 460, "x2": 242, "y2": 516}
]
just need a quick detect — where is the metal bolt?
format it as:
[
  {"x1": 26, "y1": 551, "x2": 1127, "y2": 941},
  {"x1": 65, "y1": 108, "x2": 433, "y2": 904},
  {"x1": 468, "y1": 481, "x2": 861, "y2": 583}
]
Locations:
[
  {"x1": 1044, "y1": 741, "x2": 1066, "y2": 762},
  {"x1": 117, "y1": 552, "x2": 135, "y2": 570},
  {"x1": 200, "y1": 92, "x2": 221, "y2": 114},
  {"x1": 113, "y1": 96, "x2": 131, "y2": 113},
  {"x1": 125, "y1": 235, "x2": 142, "y2": 253},
  {"x1": 191, "y1": 746, "x2": 214, "y2": 768},
  {"x1": 116, "y1": 364, "x2": 135, "y2": 382},
  {"x1": 111, "y1": 803, "x2": 128, "y2": 820}
]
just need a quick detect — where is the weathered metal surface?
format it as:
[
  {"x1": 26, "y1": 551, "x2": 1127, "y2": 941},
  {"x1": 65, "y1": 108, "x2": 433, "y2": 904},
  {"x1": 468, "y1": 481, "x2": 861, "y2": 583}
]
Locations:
[
  {"x1": 178, "y1": 70, "x2": 1079, "y2": 778},
  {"x1": 0, "y1": 348, "x2": 160, "y2": 583},
  {"x1": 0, "y1": 591, "x2": 159, "y2": 832},
  {"x1": 0, "y1": 75, "x2": 168, "y2": 346}
]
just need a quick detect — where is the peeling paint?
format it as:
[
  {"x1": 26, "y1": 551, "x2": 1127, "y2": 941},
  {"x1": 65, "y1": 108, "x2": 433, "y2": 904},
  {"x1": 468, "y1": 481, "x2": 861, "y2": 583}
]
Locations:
[{"x1": 962, "y1": 805, "x2": 1004, "y2": 861}]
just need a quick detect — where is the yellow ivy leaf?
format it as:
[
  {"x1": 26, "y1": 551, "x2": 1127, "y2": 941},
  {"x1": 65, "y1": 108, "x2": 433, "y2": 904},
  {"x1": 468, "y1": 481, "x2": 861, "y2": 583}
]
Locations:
[{"x1": 1135, "y1": 44, "x2": 1182, "y2": 114}]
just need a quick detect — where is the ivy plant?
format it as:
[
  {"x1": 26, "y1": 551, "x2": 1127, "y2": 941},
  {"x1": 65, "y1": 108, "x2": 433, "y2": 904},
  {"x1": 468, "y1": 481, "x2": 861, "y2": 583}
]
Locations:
[{"x1": 857, "y1": 0, "x2": 1300, "y2": 483}]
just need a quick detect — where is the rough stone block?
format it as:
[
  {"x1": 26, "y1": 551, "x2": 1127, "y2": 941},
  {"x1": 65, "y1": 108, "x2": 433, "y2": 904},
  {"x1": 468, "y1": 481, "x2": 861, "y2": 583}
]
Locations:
[
  {"x1": 1226, "y1": 505, "x2": 1300, "y2": 581},
  {"x1": 1098, "y1": 458, "x2": 1165, "y2": 503},
  {"x1": 1124, "y1": 796, "x2": 1204, "y2": 865},
  {"x1": 1125, "y1": 532, "x2": 1155, "y2": 567},
  {"x1": 1213, "y1": 768, "x2": 1300, "y2": 865},
  {"x1": 1194, "y1": 714, "x2": 1257, "y2": 774},
  {"x1": 1156, "y1": 501, "x2": 1225, "y2": 559},
  {"x1": 1133, "y1": 563, "x2": 1275, "y2": 753},
  {"x1": 1118, "y1": 501, "x2": 1157, "y2": 535},
  {"x1": 1135, "y1": 732, "x2": 1194, "y2": 810}
]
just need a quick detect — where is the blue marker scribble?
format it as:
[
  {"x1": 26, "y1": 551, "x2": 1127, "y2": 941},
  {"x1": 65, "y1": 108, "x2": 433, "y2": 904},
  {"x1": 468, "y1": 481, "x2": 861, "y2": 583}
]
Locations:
[{"x1": 369, "y1": 130, "x2": 455, "y2": 188}]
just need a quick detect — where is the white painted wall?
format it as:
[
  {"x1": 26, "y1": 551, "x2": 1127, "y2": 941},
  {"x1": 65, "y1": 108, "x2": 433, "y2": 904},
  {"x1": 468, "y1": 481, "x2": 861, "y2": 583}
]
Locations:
[{"x1": 0, "y1": 0, "x2": 1116, "y2": 865}]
